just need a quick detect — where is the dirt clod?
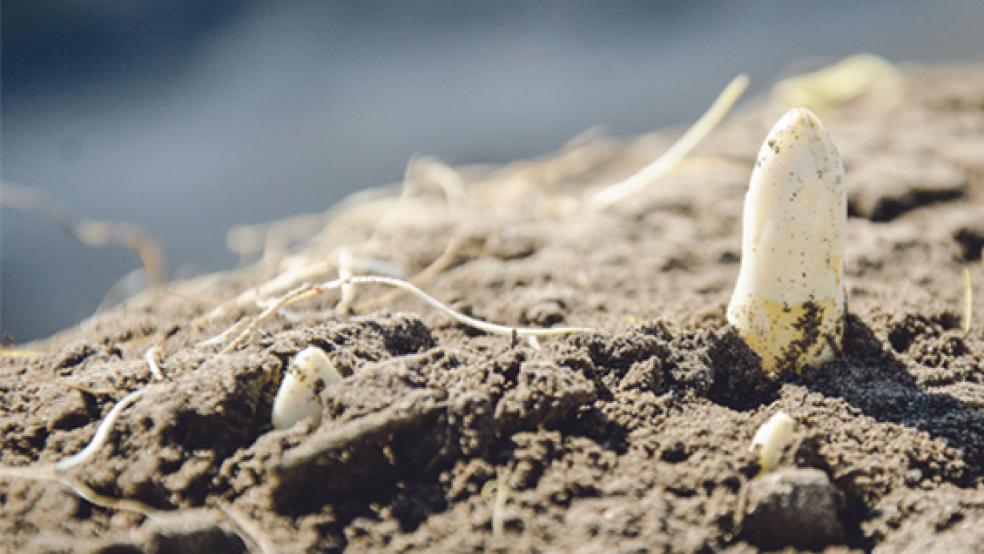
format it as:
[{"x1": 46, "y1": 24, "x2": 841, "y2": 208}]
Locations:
[
  {"x1": 741, "y1": 468, "x2": 845, "y2": 549},
  {"x1": 134, "y1": 509, "x2": 248, "y2": 554}
]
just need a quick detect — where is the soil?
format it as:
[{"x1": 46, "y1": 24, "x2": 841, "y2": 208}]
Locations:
[{"x1": 3, "y1": 63, "x2": 984, "y2": 553}]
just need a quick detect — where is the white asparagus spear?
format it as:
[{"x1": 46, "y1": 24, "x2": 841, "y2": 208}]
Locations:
[{"x1": 728, "y1": 108, "x2": 847, "y2": 374}]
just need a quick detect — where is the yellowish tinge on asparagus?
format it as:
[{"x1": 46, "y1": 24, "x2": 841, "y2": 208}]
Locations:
[
  {"x1": 749, "y1": 410, "x2": 796, "y2": 474},
  {"x1": 727, "y1": 108, "x2": 847, "y2": 374},
  {"x1": 271, "y1": 346, "x2": 343, "y2": 429}
]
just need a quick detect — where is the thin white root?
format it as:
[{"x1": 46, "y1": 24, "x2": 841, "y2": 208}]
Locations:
[
  {"x1": 218, "y1": 283, "x2": 324, "y2": 355},
  {"x1": 291, "y1": 252, "x2": 403, "y2": 315},
  {"x1": 0, "y1": 387, "x2": 153, "y2": 516},
  {"x1": 0, "y1": 348, "x2": 46, "y2": 359},
  {"x1": 346, "y1": 275, "x2": 598, "y2": 337},
  {"x1": 144, "y1": 346, "x2": 164, "y2": 381},
  {"x1": 0, "y1": 466, "x2": 156, "y2": 516},
  {"x1": 217, "y1": 502, "x2": 276, "y2": 554},
  {"x1": 56, "y1": 388, "x2": 146, "y2": 471},
  {"x1": 0, "y1": 465, "x2": 51, "y2": 481},
  {"x1": 0, "y1": 343, "x2": 217, "y2": 516},
  {"x1": 215, "y1": 275, "x2": 600, "y2": 354},
  {"x1": 198, "y1": 249, "x2": 404, "y2": 339},
  {"x1": 589, "y1": 73, "x2": 749, "y2": 210},
  {"x1": 59, "y1": 474, "x2": 157, "y2": 516}
]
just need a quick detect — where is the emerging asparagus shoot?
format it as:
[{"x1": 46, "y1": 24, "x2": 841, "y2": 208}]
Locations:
[
  {"x1": 728, "y1": 108, "x2": 847, "y2": 374},
  {"x1": 749, "y1": 411, "x2": 796, "y2": 474},
  {"x1": 272, "y1": 347, "x2": 343, "y2": 429}
]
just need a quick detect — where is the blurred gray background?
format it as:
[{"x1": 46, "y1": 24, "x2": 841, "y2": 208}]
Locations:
[{"x1": 3, "y1": 1, "x2": 983, "y2": 341}]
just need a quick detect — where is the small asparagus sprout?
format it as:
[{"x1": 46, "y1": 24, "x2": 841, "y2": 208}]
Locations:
[
  {"x1": 271, "y1": 347, "x2": 343, "y2": 429},
  {"x1": 144, "y1": 345, "x2": 164, "y2": 380},
  {"x1": 749, "y1": 410, "x2": 796, "y2": 474},
  {"x1": 727, "y1": 108, "x2": 847, "y2": 374}
]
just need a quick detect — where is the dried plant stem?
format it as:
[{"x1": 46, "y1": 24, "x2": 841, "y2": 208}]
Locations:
[
  {"x1": 215, "y1": 274, "x2": 599, "y2": 354},
  {"x1": 217, "y1": 502, "x2": 277, "y2": 554},
  {"x1": 0, "y1": 349, "x2": 46, "y2": 359},
  {"x1": 59, "y1": 474, "x2": 157, "y2": 516},
  {"x1": 589, "y1": 73, "x2": 749, "y2": 210},
  {"x1": 217, "y1": 283, "x2": 325, "y2": 355},
  {"x1": 198, "y1": 318, "x2": 250, "y2": 348},
  {"x1": 194, "y1": 260, "x2": 331, "y2": 326},
  {"x1": 0, "y1": 181, "x2": 166, "y2": 285},
  {"x1": 0, "y1": 465, "x2": 157, "y2": 516},
  {"x1": 348, "y1": 275, "x2": 597, "y2": 337}
]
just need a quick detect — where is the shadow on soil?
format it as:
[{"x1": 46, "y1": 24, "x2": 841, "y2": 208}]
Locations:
[
  {"x1": 798, "y1": 314, "x2": 984, "y2": 479},
  {"x1": 792, "y1": 314, "x2": 984, "y2": 548}
]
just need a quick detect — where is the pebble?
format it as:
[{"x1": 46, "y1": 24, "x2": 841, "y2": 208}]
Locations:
[{"x1": 742, "y1": 468, "x2": 844, "y2": 549}]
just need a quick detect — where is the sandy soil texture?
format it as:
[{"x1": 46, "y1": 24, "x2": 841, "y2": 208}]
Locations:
[{"x1": 2, "y1": 63, "x2": 984, "y2": 553}]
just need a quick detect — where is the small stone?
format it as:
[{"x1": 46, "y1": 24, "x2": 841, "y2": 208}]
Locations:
[{"x1": 741, "y1": 468, "x2": 844, "y2": 549}]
